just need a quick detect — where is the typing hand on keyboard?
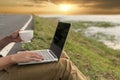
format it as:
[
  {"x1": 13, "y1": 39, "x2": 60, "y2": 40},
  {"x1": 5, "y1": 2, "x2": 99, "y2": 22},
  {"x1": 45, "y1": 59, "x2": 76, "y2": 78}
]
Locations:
[{"x1": 11, "y1": 51, "x2": 44, "y2": 63}]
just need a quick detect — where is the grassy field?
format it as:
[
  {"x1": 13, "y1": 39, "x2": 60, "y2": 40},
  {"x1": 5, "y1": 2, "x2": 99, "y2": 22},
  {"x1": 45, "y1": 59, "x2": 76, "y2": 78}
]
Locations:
[{"x1": 22, "y1": 16, "x2": 120, "y2": 80}]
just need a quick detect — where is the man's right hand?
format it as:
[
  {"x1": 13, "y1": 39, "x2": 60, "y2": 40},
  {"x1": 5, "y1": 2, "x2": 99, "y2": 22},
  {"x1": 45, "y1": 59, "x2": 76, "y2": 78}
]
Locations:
[
  {"x1": 8, "y1": 30, "x2": 22, "y2": 43},
  {"x1": 10, "y1": 51, "x2": 44, "y2": 63}
]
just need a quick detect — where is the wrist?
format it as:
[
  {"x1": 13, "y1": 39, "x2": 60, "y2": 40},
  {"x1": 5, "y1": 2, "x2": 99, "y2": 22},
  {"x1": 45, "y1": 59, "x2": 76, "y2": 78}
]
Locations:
[
  {"x1": 5, "y1": 35, "x2": 13, "y2": 42},
  {"x1": 8, "y1": 55, "x2": 17, "y2": 64}
]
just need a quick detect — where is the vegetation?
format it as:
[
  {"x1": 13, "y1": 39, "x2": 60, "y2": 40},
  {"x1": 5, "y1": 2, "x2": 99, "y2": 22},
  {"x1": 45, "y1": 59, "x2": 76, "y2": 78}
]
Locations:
[
  {"x1": 22, "y1": 16, "x2": 120, "y2": 80},
  {"x1": 71, "y1": 21, "x2": 117, "y2": 29}
]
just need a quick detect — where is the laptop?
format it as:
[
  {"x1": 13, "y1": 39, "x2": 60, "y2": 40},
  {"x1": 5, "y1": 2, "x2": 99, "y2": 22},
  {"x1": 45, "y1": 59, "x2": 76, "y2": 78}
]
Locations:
[{"x1": 18, "y1": 22, "x2": 71, "y2": 65}]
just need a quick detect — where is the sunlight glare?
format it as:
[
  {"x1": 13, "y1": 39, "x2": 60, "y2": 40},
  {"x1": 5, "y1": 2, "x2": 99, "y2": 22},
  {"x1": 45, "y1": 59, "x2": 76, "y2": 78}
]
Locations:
[{"x1": 59, "y1": 4, "x2": 72, "y2": 12}]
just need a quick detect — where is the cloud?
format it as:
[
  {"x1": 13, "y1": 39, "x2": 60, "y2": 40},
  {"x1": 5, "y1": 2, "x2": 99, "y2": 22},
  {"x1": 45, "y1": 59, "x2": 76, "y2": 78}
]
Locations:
[
  {"x1": 50, "y1": 0, "x2": 120, "y2": 9},
  {"x1": 0, "y1": 0, "x2": 120, "y2": 14},
  {"x1": 81, "y1": 0, "x2": 120, "y2": 9},
  {"x1": 49, "y1": 0, "x2": 120, "y2": 14}
]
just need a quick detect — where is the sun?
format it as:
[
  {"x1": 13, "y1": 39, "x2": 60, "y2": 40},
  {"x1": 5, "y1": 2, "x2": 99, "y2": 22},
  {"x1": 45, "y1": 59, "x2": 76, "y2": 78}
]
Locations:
[{"x1": 59, "y1": 4, "x2": 71, "y2": 12}]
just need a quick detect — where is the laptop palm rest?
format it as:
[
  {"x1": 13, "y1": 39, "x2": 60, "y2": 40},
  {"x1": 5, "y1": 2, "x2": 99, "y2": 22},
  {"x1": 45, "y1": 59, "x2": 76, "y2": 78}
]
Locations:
[{"x1": 18, "y1": 50, "x2": 58, "y2": 65}]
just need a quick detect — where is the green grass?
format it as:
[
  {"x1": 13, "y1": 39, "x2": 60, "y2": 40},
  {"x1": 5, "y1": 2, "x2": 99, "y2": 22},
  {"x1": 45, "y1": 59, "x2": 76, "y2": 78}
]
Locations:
[{"x1": 22, "y1": 16, "x2": 120, "y2": 80}]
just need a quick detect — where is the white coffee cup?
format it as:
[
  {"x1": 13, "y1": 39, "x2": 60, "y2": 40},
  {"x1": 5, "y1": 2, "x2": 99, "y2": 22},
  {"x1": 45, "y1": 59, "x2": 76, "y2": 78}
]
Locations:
[{"x1": 19, "y1": 30, "x2": 33, "y2": 43}]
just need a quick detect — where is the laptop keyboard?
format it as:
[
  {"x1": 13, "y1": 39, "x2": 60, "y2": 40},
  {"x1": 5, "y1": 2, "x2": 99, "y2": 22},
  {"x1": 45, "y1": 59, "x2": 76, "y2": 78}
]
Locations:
[
  {"x1": 18, "y1": 50, "x2": 58, "y2": 65},
  {"x1": 37, "y1": 50, "x2": 55, "y2": 61}
]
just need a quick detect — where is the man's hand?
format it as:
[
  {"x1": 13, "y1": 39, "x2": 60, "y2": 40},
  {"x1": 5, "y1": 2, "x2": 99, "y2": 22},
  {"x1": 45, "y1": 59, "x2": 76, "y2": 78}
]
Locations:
[
  {"x1": 10, "y1": 51, "x2": 44, "y2": 63},
  {"x1": 0, "y1": 51, "x2": 44, "y2": 68},
  {"x1": 8, "y1": 30, "x2": 22, "y2": 42},
  {"x1": 0, "y1": 30, "x2": 22, "y2": 50}
]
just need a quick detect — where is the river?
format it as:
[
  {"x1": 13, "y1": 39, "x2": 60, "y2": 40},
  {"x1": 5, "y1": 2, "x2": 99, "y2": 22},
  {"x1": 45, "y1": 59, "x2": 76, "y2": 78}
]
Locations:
[{"x1": 39, "y1": 15, "x2": 120, "y2": 50}]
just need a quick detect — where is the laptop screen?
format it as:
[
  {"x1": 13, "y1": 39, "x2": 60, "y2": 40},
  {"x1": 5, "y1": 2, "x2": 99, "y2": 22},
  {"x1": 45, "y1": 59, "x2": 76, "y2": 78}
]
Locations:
[{"x1": 50, "y1": 22, "x2": 71, "y2": 59}]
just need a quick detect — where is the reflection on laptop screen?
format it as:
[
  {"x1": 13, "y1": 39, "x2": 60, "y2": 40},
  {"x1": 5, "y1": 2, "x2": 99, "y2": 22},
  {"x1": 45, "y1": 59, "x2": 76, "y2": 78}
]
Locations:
[{"x1": 50, "y1": 22, "x2": 71, "y2": 58}]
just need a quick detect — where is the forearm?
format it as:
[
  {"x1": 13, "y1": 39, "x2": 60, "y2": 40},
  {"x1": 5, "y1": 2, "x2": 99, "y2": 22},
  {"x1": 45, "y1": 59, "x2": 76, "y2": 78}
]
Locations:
[
  {"x1": 0, "y1": 55, "x2": 15, "y2": 69},
  {"x1": 0, "y1": 36, "x2": 12, "y2": 50}
]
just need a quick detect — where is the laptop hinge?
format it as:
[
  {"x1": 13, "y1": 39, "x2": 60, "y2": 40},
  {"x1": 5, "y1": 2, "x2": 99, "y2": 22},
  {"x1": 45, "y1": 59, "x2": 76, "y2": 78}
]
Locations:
[{"x1": 49, "y1": 50, "x2": 58, "y2": 59}]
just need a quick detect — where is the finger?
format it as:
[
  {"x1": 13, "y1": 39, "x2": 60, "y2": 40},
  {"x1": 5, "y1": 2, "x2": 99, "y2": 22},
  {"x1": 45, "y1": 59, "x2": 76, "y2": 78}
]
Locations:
[
  {"x1": 30, "y1": 58, "x2": 43, "y2": 62},
  {"x1": 31, "y1": 54, "x2": 44, "y2": 59},
  {"x1": 21, "y1": 51, "x2": 44, "y2": 60},
  {"x1": 13, "y1": 30, "x2": 20, "y2": 35},
  {"x1": 27, "y1": 52, "x2": 44, "y2": 58},
  {"x1": 14, "y1": 29, "x2": 21, "y2": 34}
]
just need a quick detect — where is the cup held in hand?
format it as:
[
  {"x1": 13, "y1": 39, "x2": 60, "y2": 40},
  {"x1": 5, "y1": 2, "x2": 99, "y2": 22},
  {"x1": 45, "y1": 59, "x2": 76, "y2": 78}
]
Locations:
[{"x1": 19, "y1": 30, "x2": 33, "y2": 43}]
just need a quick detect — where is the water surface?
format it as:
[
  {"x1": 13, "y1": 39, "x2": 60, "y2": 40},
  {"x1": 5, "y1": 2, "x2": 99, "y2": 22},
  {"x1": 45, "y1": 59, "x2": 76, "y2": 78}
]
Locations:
[{"x1": 39, "y1": 15, "x2": 120, "y2": 49}]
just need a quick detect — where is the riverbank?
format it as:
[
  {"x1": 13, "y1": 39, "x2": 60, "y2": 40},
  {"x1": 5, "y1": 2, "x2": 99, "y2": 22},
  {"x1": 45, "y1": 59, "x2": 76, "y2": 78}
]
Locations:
[{"x1": 22, "y1": 16, "x2": 120, "y2": 80}]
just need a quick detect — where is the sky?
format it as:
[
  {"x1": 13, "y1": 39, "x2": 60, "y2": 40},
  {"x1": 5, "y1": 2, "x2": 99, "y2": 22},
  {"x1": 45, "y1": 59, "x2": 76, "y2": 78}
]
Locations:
[{"x1": 0, "y1": 0, "x2": 120, "y2": 14}]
